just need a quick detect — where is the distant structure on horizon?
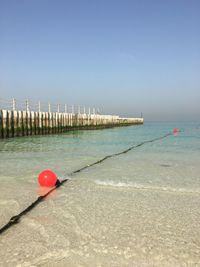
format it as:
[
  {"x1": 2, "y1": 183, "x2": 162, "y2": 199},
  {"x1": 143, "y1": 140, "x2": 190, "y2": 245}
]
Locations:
[{"x1": 0, "y1": 97, "x2": 144, "y2": 139}]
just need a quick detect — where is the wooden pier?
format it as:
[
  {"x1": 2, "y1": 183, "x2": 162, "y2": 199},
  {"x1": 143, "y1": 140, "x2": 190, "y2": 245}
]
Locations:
[{"x1": 0, "y1": 99, "x2": 143, "y2": 138}]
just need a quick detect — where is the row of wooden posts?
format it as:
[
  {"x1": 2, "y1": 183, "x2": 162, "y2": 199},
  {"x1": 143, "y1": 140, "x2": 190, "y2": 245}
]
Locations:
[
  {"x1": 0, "y1": 98, "x2": 99, "y2": 114},
  {"x1": 0, "y1": 109, "x2": 144, "y2": 138}
]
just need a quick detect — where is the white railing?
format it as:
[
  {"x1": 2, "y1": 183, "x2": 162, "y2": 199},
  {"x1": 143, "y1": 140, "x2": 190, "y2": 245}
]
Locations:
[{"x1": 0, "y1": 97, "x2": 100, "y2": 115}]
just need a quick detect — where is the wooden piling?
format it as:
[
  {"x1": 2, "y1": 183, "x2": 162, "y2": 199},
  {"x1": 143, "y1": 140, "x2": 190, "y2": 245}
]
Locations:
[
  {"x1": 0, "y1": 110, "x2": 3, "y2": 138},
  {"x1": 0, "y1": 108, "x2": 143, "y2": 139}
]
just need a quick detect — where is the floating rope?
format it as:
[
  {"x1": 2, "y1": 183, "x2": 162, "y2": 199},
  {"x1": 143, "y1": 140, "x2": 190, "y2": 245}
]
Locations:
[{"x1": 0, "y1": 132, "x2": 172, "y2": 235}]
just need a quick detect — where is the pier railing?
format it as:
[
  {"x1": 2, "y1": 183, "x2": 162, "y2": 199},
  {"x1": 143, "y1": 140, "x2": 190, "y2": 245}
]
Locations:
[
  {"x1": 0, "y1": 97, "x2": 144, "y2": 138},
  {"x1": 0, "y1": 98, "x2": 99, "y2": 115}
]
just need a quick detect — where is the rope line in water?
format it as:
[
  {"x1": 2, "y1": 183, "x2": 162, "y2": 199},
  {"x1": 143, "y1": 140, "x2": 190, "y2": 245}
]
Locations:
[{"x1": 0, "y1": 132, "x2": 172, "y2": 235}]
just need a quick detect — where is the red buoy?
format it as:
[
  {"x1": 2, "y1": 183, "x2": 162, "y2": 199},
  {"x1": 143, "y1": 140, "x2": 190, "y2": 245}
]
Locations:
[
  {"x1": 173, "y1": 128, "x2": 179, "y2": 134},
  {"x1": 38, "y1": 169, "x2": 58, "y2": 187}
]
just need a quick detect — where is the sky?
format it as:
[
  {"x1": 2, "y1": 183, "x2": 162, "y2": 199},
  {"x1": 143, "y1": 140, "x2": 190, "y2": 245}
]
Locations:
[{"x1": 0, "y1": 0, "x2": 200, "y2": 121}]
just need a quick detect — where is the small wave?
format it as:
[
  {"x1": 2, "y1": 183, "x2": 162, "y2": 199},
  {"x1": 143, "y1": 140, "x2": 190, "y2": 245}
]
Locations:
[
  {"x1": 95, "y1": 180, "x2": 132, "y2": 187},
  {"x1": 94, "y1": 180, "x2": 200, "y2": 195}
]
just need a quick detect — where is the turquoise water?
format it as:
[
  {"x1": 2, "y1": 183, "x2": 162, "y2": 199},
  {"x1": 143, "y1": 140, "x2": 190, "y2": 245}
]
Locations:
[{"x1": 0, "y1": 122, "x2": 200, "y2": 266}]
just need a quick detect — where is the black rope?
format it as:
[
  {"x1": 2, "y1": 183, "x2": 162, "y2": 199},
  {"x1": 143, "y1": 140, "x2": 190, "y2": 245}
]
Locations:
[{"x1": 0, "y1": 132, "x2": 172, "y2": 235}]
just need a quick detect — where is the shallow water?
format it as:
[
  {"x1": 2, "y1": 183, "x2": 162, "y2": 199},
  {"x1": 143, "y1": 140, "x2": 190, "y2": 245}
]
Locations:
[{"x1": 0, "y1": 122, "x2": 200, "y2": 266}]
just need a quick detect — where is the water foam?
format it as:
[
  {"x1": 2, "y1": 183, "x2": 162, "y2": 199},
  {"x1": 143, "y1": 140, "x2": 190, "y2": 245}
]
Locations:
[{"x1": 94, "y1": 180, "x2": 200, "y2": 195}]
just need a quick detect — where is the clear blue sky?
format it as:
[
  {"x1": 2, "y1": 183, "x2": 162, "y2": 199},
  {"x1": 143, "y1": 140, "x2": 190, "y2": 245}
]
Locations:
[{"x1": 0, "y1": 0, "x2": 200, "y2": 120}]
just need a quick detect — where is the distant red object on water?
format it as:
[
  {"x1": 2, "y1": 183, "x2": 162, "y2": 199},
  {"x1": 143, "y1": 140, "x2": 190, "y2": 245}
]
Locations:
[
  {"x1": 173, "y1": 128, "x2": 179, "y2": 133},
  {"x1": 38, "y1": 169, "x2": 58, "y2": 187},
  {"x1": 173, "y1": 128, "x2": 180, "y2": 135}
]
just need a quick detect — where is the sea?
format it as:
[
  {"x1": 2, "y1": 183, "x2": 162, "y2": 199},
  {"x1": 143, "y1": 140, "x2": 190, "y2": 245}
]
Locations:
[{"x1": 0, "y1": 122, "x2": 200, "y2": 267}]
